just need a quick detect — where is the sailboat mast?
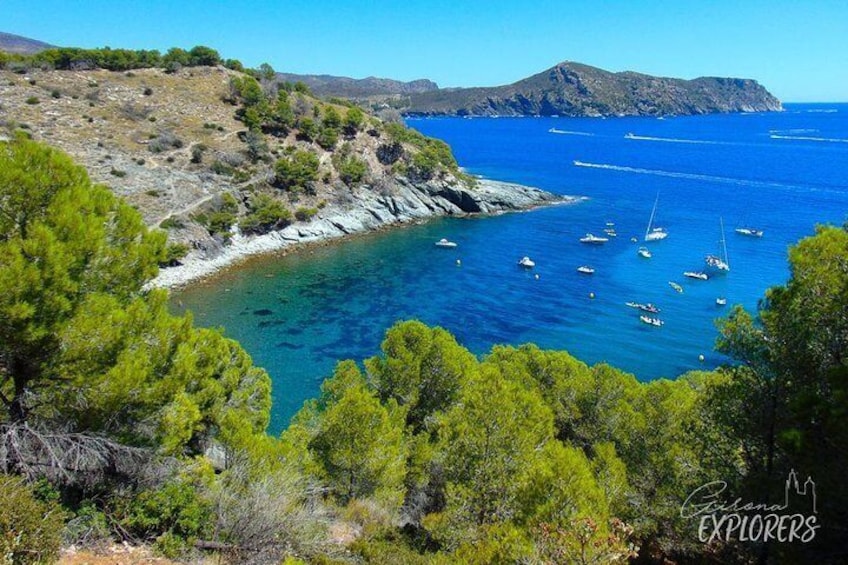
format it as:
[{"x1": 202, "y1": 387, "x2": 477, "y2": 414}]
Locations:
[
  {"x1": 720, "y1": 217, "x2": 729, "y2": 269},
  {"x1": 645, "y1": 193, "x2": 659, "y2": 241}
]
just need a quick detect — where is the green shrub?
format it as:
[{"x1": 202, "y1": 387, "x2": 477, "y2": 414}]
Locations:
[
  {"x1": 316, "y1": 126, "x2": 338, "y2": 151},
  {"x1": 274, "y1": 150, "x2": 319, "y2": 192},
  {"x1": 160, "y1": 242, "x2": 190, "y2": 267},
  {"x1": 25, "y1": 96, "x2": 39, "y2": 105},
  {"x1": 0, "y1": 475, "x2": 66, "y2": 565},
  {"x1": 296, "y1": 117, "x2": 317, "y2": 142},
  {"x1": 160, "y1": 216, "x2": 186, "y2": 230},
  {"x1": 241, "y1": 194, "x2": 292, "y2": 234},
  {"x1": 294, "y1": 207, "x2": 318, "y2": 222},
  {"x1": 190, "y1": 143, "x2": 207, "y2": 164},
  {"x1": 337, "y1": 156, "x2": 368, "y2": 186},
  {"x1": 50, "y1": 89, "x2": 61, "y2": 99},
  {"x1": 210, "y1": 160, "x2": 235, "y2": 176},
  {"x1": 110, "y1": 168, "x2": 127, "y2": 178},
  {"x1": 118, "y1": 480, "x2": 211, "y2": 558}
]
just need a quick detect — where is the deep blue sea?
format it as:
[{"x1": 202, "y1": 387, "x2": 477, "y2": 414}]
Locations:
[{"x1": 172, "y1": 103, "x2": 848, "y2": 433}]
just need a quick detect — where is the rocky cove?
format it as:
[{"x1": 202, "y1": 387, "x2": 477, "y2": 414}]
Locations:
[{"x1": 152, "y1": 177, "x2": 574, "y2": 289}]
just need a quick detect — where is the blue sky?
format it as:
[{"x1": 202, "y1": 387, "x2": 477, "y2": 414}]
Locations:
[{"x1": 4, "y1": 0, "x2": 846, "y2": 101}]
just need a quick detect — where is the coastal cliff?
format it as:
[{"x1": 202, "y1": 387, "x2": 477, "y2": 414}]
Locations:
[{"x1": 403, "y1": 62, "x2": 782, "y2": 117}]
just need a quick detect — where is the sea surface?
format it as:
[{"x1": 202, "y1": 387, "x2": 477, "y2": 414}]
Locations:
[{"x1": 172, "y1": 103, "x2": 848, "y2": 433}]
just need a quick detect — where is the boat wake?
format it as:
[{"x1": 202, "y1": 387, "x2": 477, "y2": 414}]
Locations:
[
  {"x1": 770, "y1": 134, "x2": 848, "y2": 144},
  {"x1": 624, "y1": 133, "x2": 724, "y2": 145},
  {"x1": 549, "y1": 128, "x2": 595, "y2": 136},
  {"x1": 572, "y1": 161, "x2": 818, "y2": 191}
]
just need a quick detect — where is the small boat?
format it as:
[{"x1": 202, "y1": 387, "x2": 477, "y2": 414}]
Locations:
[
  {"x1": 435, "y1": 238, "x2": 457, "y2": 248},
  {"x1": 637, "y1": 247, "x2": 652, "y2": 259},
  {"x1": 603, "y1": 228, "x2": 618, "y2": 237},
  {"x1": 606, "y1": 221, "x2": 615, "y2": 227},
  {"x1": 577, "y1": 265, "x2": 595, "y2": 275},
  {"x1": 716, "y1": 297, "x2": 727, "y2": 306},
  {"x1": 638, "y1": 303, "x2": 660, "y2": 314},
  {"x1": 669, "y1": 281, "x2": 683, "y2": 293},
  {"x1": 684, "y1": 271, "x2": 709, "y2": 280},
  {"x1": 518, "y1": 256, "x2": 535, "y2": 268},
  {"x1": 735, "y1": 227, "x2": 764, "y2": 238},
  {"x1": 640, "y1": 315, "x2": 664, "y2": 327},
  {"x1": 644, "y1": 193, "x2": 669, "y2": 241},
  {"x1": 705, "y1": 218, "x2": 730, "y2": 272},
  {"x1": 625, "y1": 301, "x2": 641, "y2": 309},
  {"x1": 579, "y1": 233, "x2": 609, "y2": 244}
]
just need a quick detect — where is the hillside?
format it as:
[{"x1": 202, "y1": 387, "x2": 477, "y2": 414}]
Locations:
[
  {"x1": 0, "y1": 31, "x2": 54, "y2": 54},
  {"x1": 0, "y1": 60, "x2": 561, "y2": 287},
  {"x1": 403, "y1": 61, "x2": 782, "y2": 116},
  {"x1": 278, "y1": 72, "x2": 438, "y2": 99}
]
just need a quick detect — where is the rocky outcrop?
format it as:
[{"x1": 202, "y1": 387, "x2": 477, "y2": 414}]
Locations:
[
  {"x1": 152, "y1": 179, "x2": 572, "y2": 288},
  {"x1": 403, "y1": 61, "x2": 782, "y2": 117}
]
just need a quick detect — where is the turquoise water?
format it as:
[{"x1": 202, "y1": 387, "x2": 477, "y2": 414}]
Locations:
[{"x1": 172, "y1": 103, "x2": 848, "y2": 432}]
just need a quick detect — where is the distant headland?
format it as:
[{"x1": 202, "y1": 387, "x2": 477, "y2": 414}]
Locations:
[{"x1": 285, "y1": 61, "x2": 783, "y2": 118}]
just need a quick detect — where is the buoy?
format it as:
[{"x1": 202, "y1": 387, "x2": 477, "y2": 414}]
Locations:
[
  {"x1": 630, "y1": 237, "x2": 638, "y2": 243},
  {"x1": 456, "y1": 259, "x2": 461, "y2": 266},
  {"x1": 698, "y1": 354, "x2": 705, "y2": 362},
  {"x1": 589, "y1": 292, "x2": 595, "y2": 299},
  {"x1": 534, "y1": 274, "x2": 540, "y2": 280}
]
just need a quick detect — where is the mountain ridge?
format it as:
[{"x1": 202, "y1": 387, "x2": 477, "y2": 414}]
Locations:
[
  {"x1": 402, "y1": 60, "x2": 782, "y2": 116},
  {"x1": 283, "y1": 60, "x2": 782, "y2": 117}
]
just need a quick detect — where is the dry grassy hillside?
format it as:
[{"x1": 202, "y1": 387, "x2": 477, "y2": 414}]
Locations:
[{"x1": 1, "y1": 64, "x2": 471, "y2": 266}]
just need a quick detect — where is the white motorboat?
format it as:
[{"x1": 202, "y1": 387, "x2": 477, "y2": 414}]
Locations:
[
  {"x1": 735, "y1": 227, "x2": 764, "y2": 238},
  {"x1": 577, "y1": 265, "x2": 595, "y2": 274},
  {"x1": 579, "y1": 233, "x2": 609, "y2": 244},
  {"x1": 669, "y1": 281, "x2": 683, "y2": 293},
  {"x1": 640, "y1": 315, "x2": 664, "y2": 327},
  {"x1": 435, "y1": 238, "x2": 457, "y2": 248},
  {"x1": 684, "y1": 271, "x2": 709, "y2": 280},
  {"x1": 518, "y1": 256, "x2": 535, "y2": 268},
  {"x1": 716, "y1": 297, "x2": 727, "y2": 306},
  {"x1": 637, "y1": 247, "x2": 652, "y2": 259}
]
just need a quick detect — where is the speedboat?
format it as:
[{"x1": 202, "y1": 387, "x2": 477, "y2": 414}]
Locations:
[
  {"x1": 625, "y1": 301, "x2": 641, "y2": 309},
  {"x1": 435, "y1": 238, "x2": 457, "y2": 248},
  {"x1": 640, "y1": 315, "x2": 664, "y2": 327},
  {"x1": 716, "y1": 297, "x2": 727, "y2": 306},
  {"x1": 669, "y1": 281, "x2": 683, "y2": 293},
  {"x1": 735, "y1": 227, "x2": 764, "y2": 238},
  {"x1": 684, "y1": 271, "x2": 709, "y2": 280},
  {"x1": 637, "y1": 247, "x2": 652, "y2": 259},
  {"x1": 579, "y1": 233, "x2": 609, "y2": 244},
  {"x1": 577, "y1": 265, "x2": 595, "y2": 274},
  {"x1": 638, "y1": 303, "x2": 660, "y2": 314},
  {"x1": 518, "y1": 256, "x2": 535, "y2": 268}
]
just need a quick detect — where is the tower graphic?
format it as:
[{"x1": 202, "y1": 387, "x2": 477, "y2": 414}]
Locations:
[{"x1": 784, "y1": 469, "x2": 817, "y2": 513}]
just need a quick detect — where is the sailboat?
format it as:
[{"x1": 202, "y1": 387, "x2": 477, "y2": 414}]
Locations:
[
  {"x1": 705, "y1": 217, "x2": 730, "y2": 272},
  {"x1": 644, "y1": 193, "x2": 668, "y2": 241}
]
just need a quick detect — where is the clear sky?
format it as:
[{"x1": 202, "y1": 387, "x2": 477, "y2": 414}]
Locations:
[{"x1": 4, "y1": 0, "x2": 846, "y2": 101}]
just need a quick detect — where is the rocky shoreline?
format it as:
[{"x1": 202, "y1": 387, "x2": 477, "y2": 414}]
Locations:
[{"x1": 152, "y1": 178, "x2": 577, "y2": 289}]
